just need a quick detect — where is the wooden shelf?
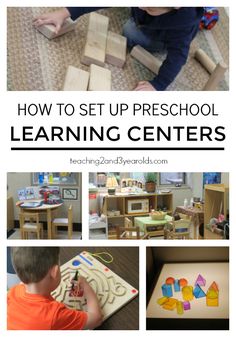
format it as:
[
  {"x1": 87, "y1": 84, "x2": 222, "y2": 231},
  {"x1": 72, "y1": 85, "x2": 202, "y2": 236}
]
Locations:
[
  {"x1": 89, "y1": 220, "x2": 108, "y2": 240},
  {"x1": 123, "y1": 212, "x2": 149, "y2": 217},
  {"x1": 205, "y1": 184, "x2": 228, "y2": 193},
  {"x1": 204, "y1": 184, "x2": 229, "y2": 226},
  {"x1": 101, "y1": 192, "x2": 173, "y2": 237},
  {"x1": 107, "y1": 215, "x2": 124, "y2": 219}
]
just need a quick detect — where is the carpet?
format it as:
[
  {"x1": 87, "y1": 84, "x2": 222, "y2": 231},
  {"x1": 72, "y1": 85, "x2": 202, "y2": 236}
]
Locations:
[{"x1": 7, "y1": 7, "x2": 229, "y2": 91}]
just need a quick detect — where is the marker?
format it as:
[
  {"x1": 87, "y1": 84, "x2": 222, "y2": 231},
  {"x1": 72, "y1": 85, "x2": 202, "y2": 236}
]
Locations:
[{"x1": 71, "y1": 270, "x2": 79, "y2": 290}]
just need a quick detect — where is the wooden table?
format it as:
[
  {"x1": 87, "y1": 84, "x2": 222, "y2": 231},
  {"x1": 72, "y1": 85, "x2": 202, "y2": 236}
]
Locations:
[
  {"x1": 60, "y1": 247, "x2": 139, "y2": 330},
  {"x1": 175, "y1": 206, "x2": 204, "y2": 239},
  {"x1": 18, "y1": 200, "x2": 63, "y2": 239},
  {"x1": 134, "y1": 215, "x2": 173, "y2": 237}
]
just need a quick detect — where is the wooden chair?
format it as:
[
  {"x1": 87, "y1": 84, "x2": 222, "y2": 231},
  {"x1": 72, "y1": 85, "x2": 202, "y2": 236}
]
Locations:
[
  {"x1": 20, "y1": 212, "x2": 43, "y2": 239},
  {"x1": 52, "y1": 205, "x2": 73, "y2": 239},
  {"x1": 166, "y1": 219, "x2": 191, "y2": 240},
  {"x1": 116, "y1": 225, "x2": 149, "y2": 240},
  {"x1": 124, "y1": 217, "x2": 133, "y2": 238},
  {"x1": 124, "y1": 217, "x2": 133, "y2": 228}
]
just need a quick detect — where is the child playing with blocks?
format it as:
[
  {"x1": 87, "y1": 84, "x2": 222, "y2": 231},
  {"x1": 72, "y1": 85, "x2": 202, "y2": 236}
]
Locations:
[
  {"x1": 7, "y1": 247, "x2": 102, "y2": 330},
  {"x1": 34, "y1": 7, "x2": 204, "y2": 91}
]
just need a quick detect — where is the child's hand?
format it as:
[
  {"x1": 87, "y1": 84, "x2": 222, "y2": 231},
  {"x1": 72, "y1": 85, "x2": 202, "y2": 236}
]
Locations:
[
  {"x1": 70, "y1": 276, "x2": 87, "y2": 297},
  {"x1": 139, "y1": 8, "x2": 173, "y2": 16},
  {"x1": 73, "y1": 276, "x2": 94, "y2": 297},
  {"x1": 76, "y1": 276, "x2": 89, "y2": 291},
  {"x1": 76, "y1": 276, "x2": 102, "y2": 329},
  {"x1": 33, "y1": 8, "x2": 70, "y2": 34},
  {"x1": 134, "y1": 81, "x2": 156, "y2": 91}
]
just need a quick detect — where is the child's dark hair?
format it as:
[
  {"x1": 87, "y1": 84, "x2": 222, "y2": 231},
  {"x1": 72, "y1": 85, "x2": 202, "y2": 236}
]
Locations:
[{"x1": 11, "y1": 247, "x2": 60, "y2": 284}]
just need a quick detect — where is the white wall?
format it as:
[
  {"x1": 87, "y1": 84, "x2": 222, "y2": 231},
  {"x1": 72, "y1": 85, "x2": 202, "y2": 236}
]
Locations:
[
  {"x1": 171, "y1": 172, "x2": 229, "y2": 209},
  {"x1": 221, "y1": 172, "x2": 229, "y2": 185},
  {"x1": 171, "y1": 187, "x2": 193, "y2": 210}
]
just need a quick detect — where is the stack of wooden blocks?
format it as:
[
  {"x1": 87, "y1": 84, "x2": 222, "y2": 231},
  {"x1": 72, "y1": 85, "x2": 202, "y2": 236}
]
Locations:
[
  {"x1": 63, "y1": 12, "x2": 127, "y2": 91},
  {"x1": 36, "y1": 12, "x2": 228, "y2": 91}
]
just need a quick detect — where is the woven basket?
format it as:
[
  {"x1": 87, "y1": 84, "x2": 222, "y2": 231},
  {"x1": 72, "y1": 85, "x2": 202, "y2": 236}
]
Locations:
[{"x1": 150, "y1": 212, "x2": 167, "y2": 220}]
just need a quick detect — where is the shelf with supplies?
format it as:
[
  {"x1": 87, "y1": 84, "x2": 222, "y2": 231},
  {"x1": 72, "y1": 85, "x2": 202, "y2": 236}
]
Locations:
[
  {"x1": 101, "y1": 192, "x2": 173, "y2": 237},
  {"x1": 89, "y1": 214, "x2": 108, "y2": 240}
]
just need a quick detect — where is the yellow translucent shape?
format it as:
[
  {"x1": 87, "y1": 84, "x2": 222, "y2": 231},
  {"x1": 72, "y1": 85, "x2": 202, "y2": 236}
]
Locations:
[
  {"x1": 206, "y1": 297, "x2": 219, "y2": 306},
  {"x1": 163, "y1": 298, "x2": 178, "y2": 310},
  {"x1": 182, "y1": 286, "x2": 194, "y2": 301},
  {"x1": 207, "y1": 289, "x2": 218, "y2": 299},
  {"x1": 157, "y1": 297, "x2": 168, "y2": 305},
  {"x1": 176, "y1": 301, "x2": 184, "y2": 315}
]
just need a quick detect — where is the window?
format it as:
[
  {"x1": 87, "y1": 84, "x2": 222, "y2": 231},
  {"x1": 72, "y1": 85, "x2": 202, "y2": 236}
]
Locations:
[
  {"x1": 159, "y1": 173, "x2": 186, "y2": 186},
  {"x1": 32, "y1": 173, "x2": 78, "y2": 185}
]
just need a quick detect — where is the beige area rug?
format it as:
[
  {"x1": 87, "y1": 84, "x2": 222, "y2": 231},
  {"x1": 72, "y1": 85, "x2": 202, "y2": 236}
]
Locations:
[{"x1": 7, "y1": 7, "x2": 229, "y2": 91}]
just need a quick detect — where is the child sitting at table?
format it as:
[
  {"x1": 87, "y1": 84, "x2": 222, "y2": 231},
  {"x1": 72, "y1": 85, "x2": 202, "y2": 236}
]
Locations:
[
  {"x1": 7, "y1": 247, "x2": 102, "y2": 330},
  {"x1": 33, "y1": 7, "x2": 204, "y2": 91}
]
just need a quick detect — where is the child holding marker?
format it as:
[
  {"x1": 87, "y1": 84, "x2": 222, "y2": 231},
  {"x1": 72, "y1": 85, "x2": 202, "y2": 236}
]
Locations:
[
  {"x1": 7, "y1": 247, "x2": 102, "y2": 330},
  {"x1": 34, "y1": 7, "x2": 204, "y2": 91}
]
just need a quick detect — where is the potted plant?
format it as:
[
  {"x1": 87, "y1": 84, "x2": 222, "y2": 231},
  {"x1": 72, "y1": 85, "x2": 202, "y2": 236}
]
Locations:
[{"x1": 144, "y1": 172, "x2": 157, "y2": 193}]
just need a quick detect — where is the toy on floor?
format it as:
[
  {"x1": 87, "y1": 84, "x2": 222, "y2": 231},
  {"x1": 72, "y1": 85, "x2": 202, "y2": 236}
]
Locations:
[
  {"x1": 157, "y1": 274, "x2": 219, "y2": 315},
  {"x1": 51, "y1": 251, "x2": 138, "y2": 320},
  {"x1": 194, "y1": 48, "x2": 227, "y2": 91},
  {"x1": 199, "y1": 7, "x2": 219, "y2": 30},
  {"x1": 62, "y1": 13, "x2": 127, "y2": 91}
]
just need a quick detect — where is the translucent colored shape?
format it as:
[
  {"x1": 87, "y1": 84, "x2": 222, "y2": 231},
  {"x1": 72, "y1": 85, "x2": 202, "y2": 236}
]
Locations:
[
  {"x1": 174, "y1": 279, "x2": 180, "y2": 292},
  {"x1": 206, "y1": 297, "x2": 219, "y2": 307},
  {"x1": 176, "y1": 301, "x2": 184, "y2": 315},
  {"x1": 162, "y1": 283, "x2": 173, "y2": 297},
  {"x1": 182, "y1": 286, "x2": 194, "y2": 301},
  {"x1": 209, "y1": 281, "x2": 219, "y2": 292},
  {"x1": 183, "y1": 301, "x2": 191, "y2": 310},
  {"x1": 179, "y1": 278, "x2": 188, "y2": 287},
  {"x1": 157, "y1": 297, "x2": 168, "y2": 305},
  {"x1": 195, "y1": 274, "x2": 206, "y2": 287},
  {"x1": 162, "y1": 298, "x2": 178, "y2": 310},
  {"x1": 193, "y1": 285, "x2": 206, "y2": 299},
  {"x1": 166, "y1": 277, "x2": 175, "y2": 284},
  {"x1": 207, "y1": 289, "x2": 218, "y2": 299}
]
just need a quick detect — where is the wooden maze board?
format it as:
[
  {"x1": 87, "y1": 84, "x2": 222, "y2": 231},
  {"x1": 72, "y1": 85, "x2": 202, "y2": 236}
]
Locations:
[{"x1": 52, "y1": 251, "x2": 138, "y2": 320}]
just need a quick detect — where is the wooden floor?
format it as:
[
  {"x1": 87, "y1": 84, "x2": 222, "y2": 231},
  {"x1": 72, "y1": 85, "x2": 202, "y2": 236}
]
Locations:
[{"x1": 204, "y1": 229, "x2": 223, "y2": 240}]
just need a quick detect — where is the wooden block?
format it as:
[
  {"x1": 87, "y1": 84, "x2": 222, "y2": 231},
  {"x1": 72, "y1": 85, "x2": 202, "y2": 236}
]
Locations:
[
  {"x1": 81, "y1": 13, "x2": 109, "y2": 67},
  {"x1": 105, "y1": 31, "x2": 127, "y2": 68},
  {"x1": 130, "y1": 45, "x2": 162, "y2": 74},
  {"x1": 203, "y1": 61, "x2": 227, "y2": 91},
  {"x1": 36, "y1": 18, "x2": 77, "y2": 40},
  {"x1": 194, "y1": 48, "x2": 216, "y2": 74},
  {"x1": 88, "y1": 64, "x2": 111, "y2": 91},
  {"x1": 63, "y1": 66, "x2": 89, "y2": 91}
]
